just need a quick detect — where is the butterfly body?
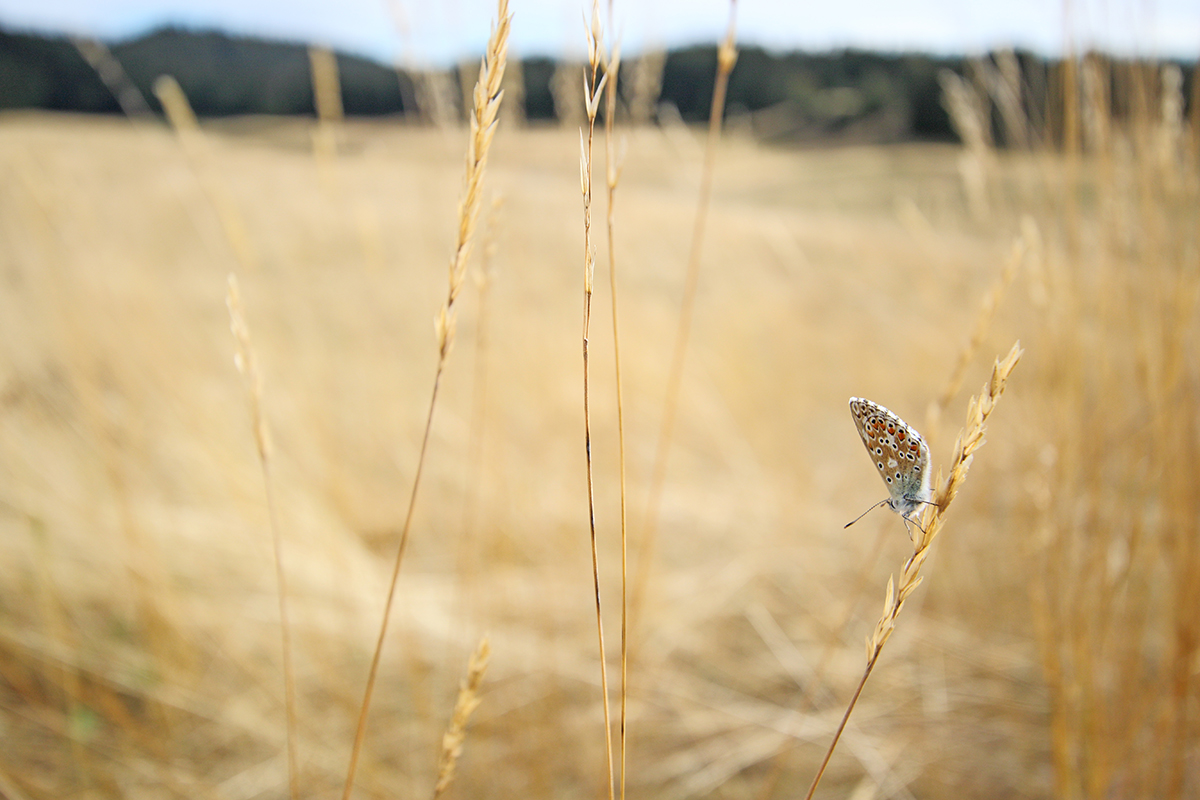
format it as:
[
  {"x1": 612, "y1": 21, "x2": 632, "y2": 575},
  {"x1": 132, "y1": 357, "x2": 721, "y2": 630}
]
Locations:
[{"x1": 848, "y1": 397, "x2": 932, "y2": 527}]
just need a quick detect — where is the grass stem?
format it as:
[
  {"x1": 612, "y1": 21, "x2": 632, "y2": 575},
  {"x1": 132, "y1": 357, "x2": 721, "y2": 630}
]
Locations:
[
  {"x1": 600, "y1": 2, "x2": 628, "y2": 796},
  {"x1": 340, "y1": 4, "x2": 509, "y2": 796},
  {"x1": 226, "y1": 275, "x2": 300, "y2": 800},
  {"x1": 631, "y1": 1, "x2": 738, "y2": 626},
  {"x1": 582, "y1": 5, "x2": 615, "y2": 797}
]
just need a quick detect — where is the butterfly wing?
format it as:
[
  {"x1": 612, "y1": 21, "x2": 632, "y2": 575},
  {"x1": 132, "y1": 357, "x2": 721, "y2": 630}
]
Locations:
[{"x1": 849, "y1": 397, "x2": 931, "y2": 520}]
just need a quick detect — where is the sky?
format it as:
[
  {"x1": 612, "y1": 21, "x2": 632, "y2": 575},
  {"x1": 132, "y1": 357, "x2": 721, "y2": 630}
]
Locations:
[{"x1": 1, "y1": 0, "x2": 1197, "y2": 66}]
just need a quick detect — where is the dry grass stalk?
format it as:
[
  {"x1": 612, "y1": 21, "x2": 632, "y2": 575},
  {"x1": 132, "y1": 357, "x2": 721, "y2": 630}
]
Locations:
[
  {"x1": 909, "y1": 342, "x2": 1022, "y2": 570},
  {"x1": 631, "y1": 0, "x2": 738, "y2": 627},
  {"x1": 628, "y1": 50, "x2": 665, "y2": 126},
  {"x1": 580, "y1": 4, "x2": 615, "y2": 798},
  {"x1": 553, "y1": 61, "x2": 587, "y2": 128},
  {"x1": 939, "y1": 68, "x2": 992, "y2": 220},
  {"x1": 72, "y1": 38, "x2": 152, "y2": 118},
  {"x1": 989, "y1": 50, "x2": 1030, "y2": 149},
  {"x1": 154, "y1": 75, "x2": 260, "y2": 272},
  {"x1": 1020, "y1": 55, "x2": 1200, "y2": 799},
  {"x1": 26, "y1": 516, "x2": 89, "y2": 787},
  {"x1": 441, "y1": 6, "x2": 509, "y2": 361},
  {"x1": 458, "y1": 196, "x2": 503, "y2": 598},
  {"x1": 309, "y1": 46, "x2": 384, "y2": 275},
  {"x1": 225, "y1": 274, "x2": 300, "y2": 800},
  {"x1": 1081, "y1": 55, "x2": 1112, "y2": 155},
  {"x1": 599, "y1": 4, "x2": 629, "y2": 795},
  {"x1": 153, "y1": 75, "x2": 199, "y2": 137},
  {"x1": 941, "y1": 65, "x2": 991, "y2": 151},
  {"x1": 500, "y1": 56, "x2": 526, "y2": 126},
  {"x1": 415, "y1": 70, "x2": 462, "y2": 128},
  {"x1": 309, "y1": 46, "x2": 344, "y2": 174},
  {"x1": 1156, "y1": 64, "x2": 1185, "y2": 190},
  {"x1": 432, "y1": 638, "x2": 491, "y2": 799},
  {"x1": 310, "y1": 46, "x2": 345, "y2": 124},
  {"x1": 457, "y1": 59, "x2": 479, "y2": 127},
  {"x1": 340, "y1": 4, "x2": 509, "y2": 798},
  {"x1": 383, "y1": 0, "x2": 440, "y2": 124},
  {"x1": 225, "y1": 277, "x2": 271, "y2": 465},
  {"x1": 804, "y1": 342, "x2": 1023, "y2": 800},
  {"x1": 925, "y1": 235, "x2": 1024, "y2": 441},
  {"x1": 8, "y1": 151, "x2": 191, "y2": 681}
]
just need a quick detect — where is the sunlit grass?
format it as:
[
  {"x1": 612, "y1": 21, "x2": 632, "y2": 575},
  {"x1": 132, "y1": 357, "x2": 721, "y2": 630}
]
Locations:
[{"x1": 0, "y1": 48, "x2": 1195, "y2": 799}]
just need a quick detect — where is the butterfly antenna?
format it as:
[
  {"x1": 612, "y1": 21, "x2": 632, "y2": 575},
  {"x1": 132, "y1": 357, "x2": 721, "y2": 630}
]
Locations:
[{"x1": 843, "y1": 499, "x2": 890, "y2": 529}]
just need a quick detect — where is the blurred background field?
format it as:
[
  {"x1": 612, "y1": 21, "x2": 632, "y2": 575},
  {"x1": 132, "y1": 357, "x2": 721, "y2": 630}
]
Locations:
[{"x1": 1, "y1": 15, "x2": 1199, "y2": 800}]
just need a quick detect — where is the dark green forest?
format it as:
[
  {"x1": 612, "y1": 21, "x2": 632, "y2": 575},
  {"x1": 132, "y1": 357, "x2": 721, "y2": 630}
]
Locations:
[{"x1": 0, "y1": 26, "x2": 1194, "y2": 144}]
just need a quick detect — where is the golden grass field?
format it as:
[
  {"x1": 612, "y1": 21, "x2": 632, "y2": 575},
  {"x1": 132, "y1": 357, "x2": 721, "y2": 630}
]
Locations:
[{"x1": 0, "y1": 52, "x2": 1197, "y2": 800}]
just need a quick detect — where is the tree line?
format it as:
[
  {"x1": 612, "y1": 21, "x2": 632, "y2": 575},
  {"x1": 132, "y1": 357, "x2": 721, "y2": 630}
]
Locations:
[{"x1": 0, "y1": 26, "x2": 1193, "y2": 145}]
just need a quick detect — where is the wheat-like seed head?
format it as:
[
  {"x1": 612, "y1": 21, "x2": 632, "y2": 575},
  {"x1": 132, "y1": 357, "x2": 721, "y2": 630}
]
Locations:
[
  {"x1": 988, "y1": 50, "x2": 1030, "y2": 149},
  {"x1": 582, "y1": 2, "x2": 608, "y2": 124},
  {"x1": 931, "y1": 341, "x2": 1024, "y2": 516},
  {"x1": 586, "y1": 2, "x2": 601, "y2": 71},
  {"x1": 579, "y1": 133, "x2": 595, "y2": 296},
  {"x1": 439, "y1": 0, "x2": 510, "y2": 359},
  {"x1": 225, "y1": 274, "x2": 271, "y2": 462},
  {"x1": 939, "y1": 69, "x2": 988, "y2": 152},
  {"x1": 433, "y1": 638, "x2": 491, "y2": 799},
  {"x1": 603, "y1": 42, "x2": 626, "y2": 192},
  {"x1": 867, "y1": 341, "x2": 1023, "y2": 656}
]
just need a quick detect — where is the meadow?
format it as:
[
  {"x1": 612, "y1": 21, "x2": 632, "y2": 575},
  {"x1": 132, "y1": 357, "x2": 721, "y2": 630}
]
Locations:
[{"x1": 0, "y1": 41, "x2": 1197, "y2": 800}]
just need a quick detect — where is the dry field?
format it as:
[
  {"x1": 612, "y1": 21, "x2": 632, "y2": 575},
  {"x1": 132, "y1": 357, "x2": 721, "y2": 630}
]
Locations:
[{"x1": 0, "y1": 56, "x2": 1197, "y2": 800}]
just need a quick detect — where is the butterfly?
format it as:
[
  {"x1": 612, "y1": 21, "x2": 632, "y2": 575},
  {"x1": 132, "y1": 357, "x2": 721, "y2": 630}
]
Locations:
[{"x1": 846, "y1": 397, "x2": 934, "y2": 535}]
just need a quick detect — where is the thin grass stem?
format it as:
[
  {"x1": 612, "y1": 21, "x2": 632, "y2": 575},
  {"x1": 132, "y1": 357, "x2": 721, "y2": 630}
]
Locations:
[
  {"x1": 342, "y1": 366, "x2": 444, "y2": 800},
  {"x1": 582, "y1": 5, "x2": 615, "y2": 797},
  {"x1": 340, "y1": 3, "x2": 509, "y2": 796},
  {"x1": 226, "y1": 275, "x2": 300, "y2": 800},
  {"x1": 432, "y1": 638, "x2": 491, "y2": 799},
  {"x1": 601, "y1": 2, "x2": 628, "y2": 796},
  {"x1": 631, "y1": 1, "x2": 738, "y2": 626}
]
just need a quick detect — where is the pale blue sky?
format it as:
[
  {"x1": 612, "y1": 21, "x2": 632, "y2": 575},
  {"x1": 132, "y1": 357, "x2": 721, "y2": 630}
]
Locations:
[{"x1": 1, "y1": 0, "x2": 1197, "y2": 65}]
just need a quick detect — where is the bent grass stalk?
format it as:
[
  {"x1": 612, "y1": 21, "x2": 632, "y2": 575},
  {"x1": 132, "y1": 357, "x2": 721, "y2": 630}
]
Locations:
[
  {"x1": 581, "y1": 4, "x2": 615, "y2": 798},
  {"x1": 804, "y1": 342, "x2": 1023, "y2": 800},
  {"x1": 631, "y1": 1, "x2": 738, "y2": 626},
  {"x1": 225, "y1": 274, "x2": 300, "y2": 800},
  {"x1": 340, "y1": 3, "x2": 510, "y2": 797}
]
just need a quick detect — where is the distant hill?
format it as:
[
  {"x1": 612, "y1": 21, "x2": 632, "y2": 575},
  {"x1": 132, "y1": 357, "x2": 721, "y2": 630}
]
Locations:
[
  {"x1": 663, "y1": 45, "x2": 964, "y2": 140},
  {"x1": 110, "y1": 28, "x2": 408, "y2": 116},
  {"x1": 0, "y1": 28, "x2": 117, "y2": 111},
  {"x1": 0, "y1": 27, "x2": 412, "y2": 117},
  {"x1": 0, "y1": 26, "x2": 1193, "y2": 144}
]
